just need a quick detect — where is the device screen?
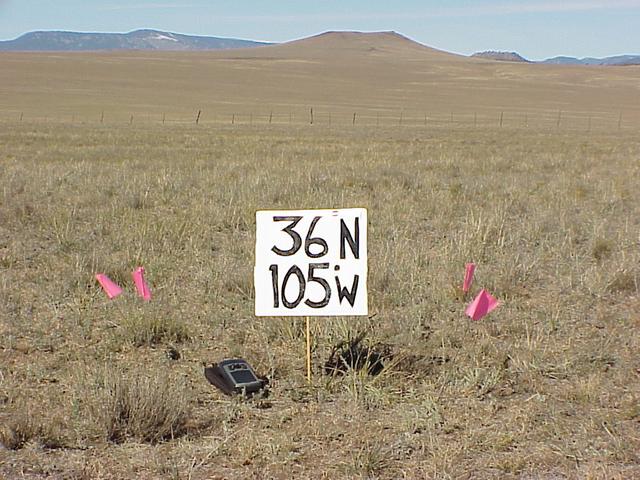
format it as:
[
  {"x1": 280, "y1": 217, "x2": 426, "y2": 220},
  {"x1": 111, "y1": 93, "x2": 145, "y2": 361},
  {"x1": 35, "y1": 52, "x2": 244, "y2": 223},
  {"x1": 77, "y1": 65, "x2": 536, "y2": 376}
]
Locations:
[{"x1": 230, "y1": 369, "x2": 257, "y2": 385}]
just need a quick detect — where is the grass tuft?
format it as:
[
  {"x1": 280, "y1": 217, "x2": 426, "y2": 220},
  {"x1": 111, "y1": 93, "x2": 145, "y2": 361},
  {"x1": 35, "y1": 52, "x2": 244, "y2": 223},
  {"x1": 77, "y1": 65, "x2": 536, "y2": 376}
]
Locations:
[
  {"x1": 80, "y1": 365, "x2": 191, "y2": 444},
  {"x1": 606, "y1": 269, "x2": 637, "y2": 294},
  {"x1": 348, "y1": 441, "x2": 391, "y2": 478},
  {"x1": 119, "y1": 307, "x2": 190, "y2": 347},
  {"x1": 592, "y1": 237, "x2": 614, "y2": 262},
  {"x1": 0, "y1": 409, "x2": 65, "y2": 450}
]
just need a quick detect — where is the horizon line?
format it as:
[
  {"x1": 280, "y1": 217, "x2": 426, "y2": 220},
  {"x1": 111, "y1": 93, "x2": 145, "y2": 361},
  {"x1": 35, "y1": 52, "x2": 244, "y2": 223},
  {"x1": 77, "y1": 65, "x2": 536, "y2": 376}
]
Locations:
[{"x1": 1, "y1": 28, "x2": 639, "y2": 61}]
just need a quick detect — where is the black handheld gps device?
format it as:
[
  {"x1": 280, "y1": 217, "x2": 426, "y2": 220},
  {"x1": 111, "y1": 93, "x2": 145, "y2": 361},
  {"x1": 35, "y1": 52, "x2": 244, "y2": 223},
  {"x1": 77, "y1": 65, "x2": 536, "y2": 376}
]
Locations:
[{"x1": 204, "y1": 358, "x2": 268, "y2": 397}]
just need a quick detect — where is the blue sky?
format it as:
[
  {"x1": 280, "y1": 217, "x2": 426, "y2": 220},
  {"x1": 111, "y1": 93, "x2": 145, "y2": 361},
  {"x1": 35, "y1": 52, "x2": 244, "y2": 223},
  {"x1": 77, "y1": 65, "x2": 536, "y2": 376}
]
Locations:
[{"x1": 0, "y1": 1, "x2": 638, "y2": 59}]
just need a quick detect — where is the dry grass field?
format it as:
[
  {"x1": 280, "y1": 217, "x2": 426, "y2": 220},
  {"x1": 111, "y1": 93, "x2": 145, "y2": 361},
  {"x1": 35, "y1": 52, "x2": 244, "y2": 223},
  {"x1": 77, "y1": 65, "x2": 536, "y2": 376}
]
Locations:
[
  {"x1": 1, "y1": 33, "x2": 639, "y2": 479},
  {"x1": 1, "y1": 31, "x2": 639, "y2": 128}
]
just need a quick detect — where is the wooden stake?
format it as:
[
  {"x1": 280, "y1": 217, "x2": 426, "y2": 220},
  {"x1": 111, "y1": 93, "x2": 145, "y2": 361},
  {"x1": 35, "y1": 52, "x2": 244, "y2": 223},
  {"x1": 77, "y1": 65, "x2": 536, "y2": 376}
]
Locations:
[
  {"x1": 232, "y1": 114, "x2": 235, "y2": 124},
  {"x1": 196, "y1": 110, "x2": 201, "y2": 125},
  {"x1": 353, "y1": 112, "x2": 356, "y2": 125},
  {"x1": 310, "y1": 107, "x2": 314, "y2": 125},
  {"x1": 499, "y1": 111, "x2": 504, "y2": 128},
  {"x1": 306, "y1": 317, "x2": 312, "y2": 384},
  {"x1": 269, "y1": 111, "x2": 273, "y2": 124}
]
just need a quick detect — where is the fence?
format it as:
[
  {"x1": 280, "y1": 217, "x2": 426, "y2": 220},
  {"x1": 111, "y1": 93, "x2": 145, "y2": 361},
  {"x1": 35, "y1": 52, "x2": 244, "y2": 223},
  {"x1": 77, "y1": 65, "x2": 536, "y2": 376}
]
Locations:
[{"x1": 2, "y1": 108, "x2": 636, "y2": 132}]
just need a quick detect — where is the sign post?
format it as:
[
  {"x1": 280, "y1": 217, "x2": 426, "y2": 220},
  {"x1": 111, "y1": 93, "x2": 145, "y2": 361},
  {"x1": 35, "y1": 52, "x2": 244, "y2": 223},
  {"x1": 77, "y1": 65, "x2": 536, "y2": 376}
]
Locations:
[
  {"x1": 306, "y1": 316, "x2": 312, "y2": 383},
  {"x1": 255, "y1": 208, "x2": 368, "y2": 383}
]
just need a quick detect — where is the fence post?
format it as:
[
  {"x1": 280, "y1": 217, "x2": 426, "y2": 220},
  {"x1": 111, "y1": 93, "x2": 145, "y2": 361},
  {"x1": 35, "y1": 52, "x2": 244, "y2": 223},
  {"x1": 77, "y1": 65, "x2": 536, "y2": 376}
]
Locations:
[
  {"x1": 232, "y1": 114, "x2": 235, "y2": 124},
  {"x1": 100, "y1": 110, "x2": 104, "y2": 124},
  {"x1": 269, "y1": 111, "x2": 273, "y2": 124},
  {"x1": 353, "y1": 112, "x2": 356, "y2": 125},
  {"x1": 162, "y1": 113, "x2": 166, "y2": 125},
  {"x1": 196, "y1": 110, "x2": 201, "y2": 125},
  {"x1": 499, "y1": 111, "x2": 503, "y2": 128},
  {"x1": 310, "y1": 107, "x2": 314, "y2": 125}
]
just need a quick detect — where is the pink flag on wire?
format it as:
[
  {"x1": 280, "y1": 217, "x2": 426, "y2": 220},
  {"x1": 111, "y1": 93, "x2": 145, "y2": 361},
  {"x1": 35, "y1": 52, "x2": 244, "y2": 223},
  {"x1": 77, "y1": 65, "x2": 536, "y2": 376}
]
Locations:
[
  {"x1": 463, "y1": 263, "x2": 476, "y2": 293},
  {"x1": 465, "y1": 289, "x2": 499, "y2": 321},
  {"x1": 95, "y1": 274, "x2": 123, "y2": 299},
  {"x1": 132, "y1": 267, "x2": 151, "y2": 301}
]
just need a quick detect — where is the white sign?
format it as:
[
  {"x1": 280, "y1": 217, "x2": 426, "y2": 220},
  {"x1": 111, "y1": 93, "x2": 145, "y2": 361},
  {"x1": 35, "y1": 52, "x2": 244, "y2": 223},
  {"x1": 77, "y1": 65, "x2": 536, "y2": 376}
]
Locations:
[{"x1": 255, "y1": 208, "x2": 368, "y2": 317}]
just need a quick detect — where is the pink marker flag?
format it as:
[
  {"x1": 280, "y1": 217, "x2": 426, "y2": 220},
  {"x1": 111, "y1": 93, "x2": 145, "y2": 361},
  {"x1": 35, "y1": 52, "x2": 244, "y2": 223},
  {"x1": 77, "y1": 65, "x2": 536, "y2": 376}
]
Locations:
[
  {"x1": 95, "y1": 274, "x2": 123, "y2": 299},
  {"x1": 465, "y1": 289, "x2": 499, "y2": 321},
  {"x1": 132, "y1": 267, "x2": 151, "y2": 301},
  {"x1": 463, "y1": 263, "x2": 476, "y2": 293}
]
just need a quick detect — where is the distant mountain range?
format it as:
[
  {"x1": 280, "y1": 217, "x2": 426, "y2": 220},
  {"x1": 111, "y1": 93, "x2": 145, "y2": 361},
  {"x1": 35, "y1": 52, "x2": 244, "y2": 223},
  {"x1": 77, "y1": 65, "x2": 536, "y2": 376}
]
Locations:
[
  {"x1": 472, "y1": 50, "x2": 640, "y2": 66},
  {"x1": 0, "y1": 29, "x2": 271, "y2": 51},
  {"x1": 541, "y1": 55, "x2": 640, "y2": 66}
]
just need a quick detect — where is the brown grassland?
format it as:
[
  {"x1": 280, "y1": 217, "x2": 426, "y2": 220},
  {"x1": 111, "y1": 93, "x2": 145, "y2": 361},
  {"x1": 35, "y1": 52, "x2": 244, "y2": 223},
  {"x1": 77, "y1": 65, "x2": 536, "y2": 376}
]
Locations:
[{"x1": 1, "y1": 32, "x2": 639, "y2": 479}]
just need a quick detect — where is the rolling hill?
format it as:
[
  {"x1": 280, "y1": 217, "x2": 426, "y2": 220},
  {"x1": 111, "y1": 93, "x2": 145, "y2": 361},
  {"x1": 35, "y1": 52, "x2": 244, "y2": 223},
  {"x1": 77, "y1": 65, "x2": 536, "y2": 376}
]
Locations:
[{"x1": 471, "y1": 51, "x2": 531, "y2": 63}]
